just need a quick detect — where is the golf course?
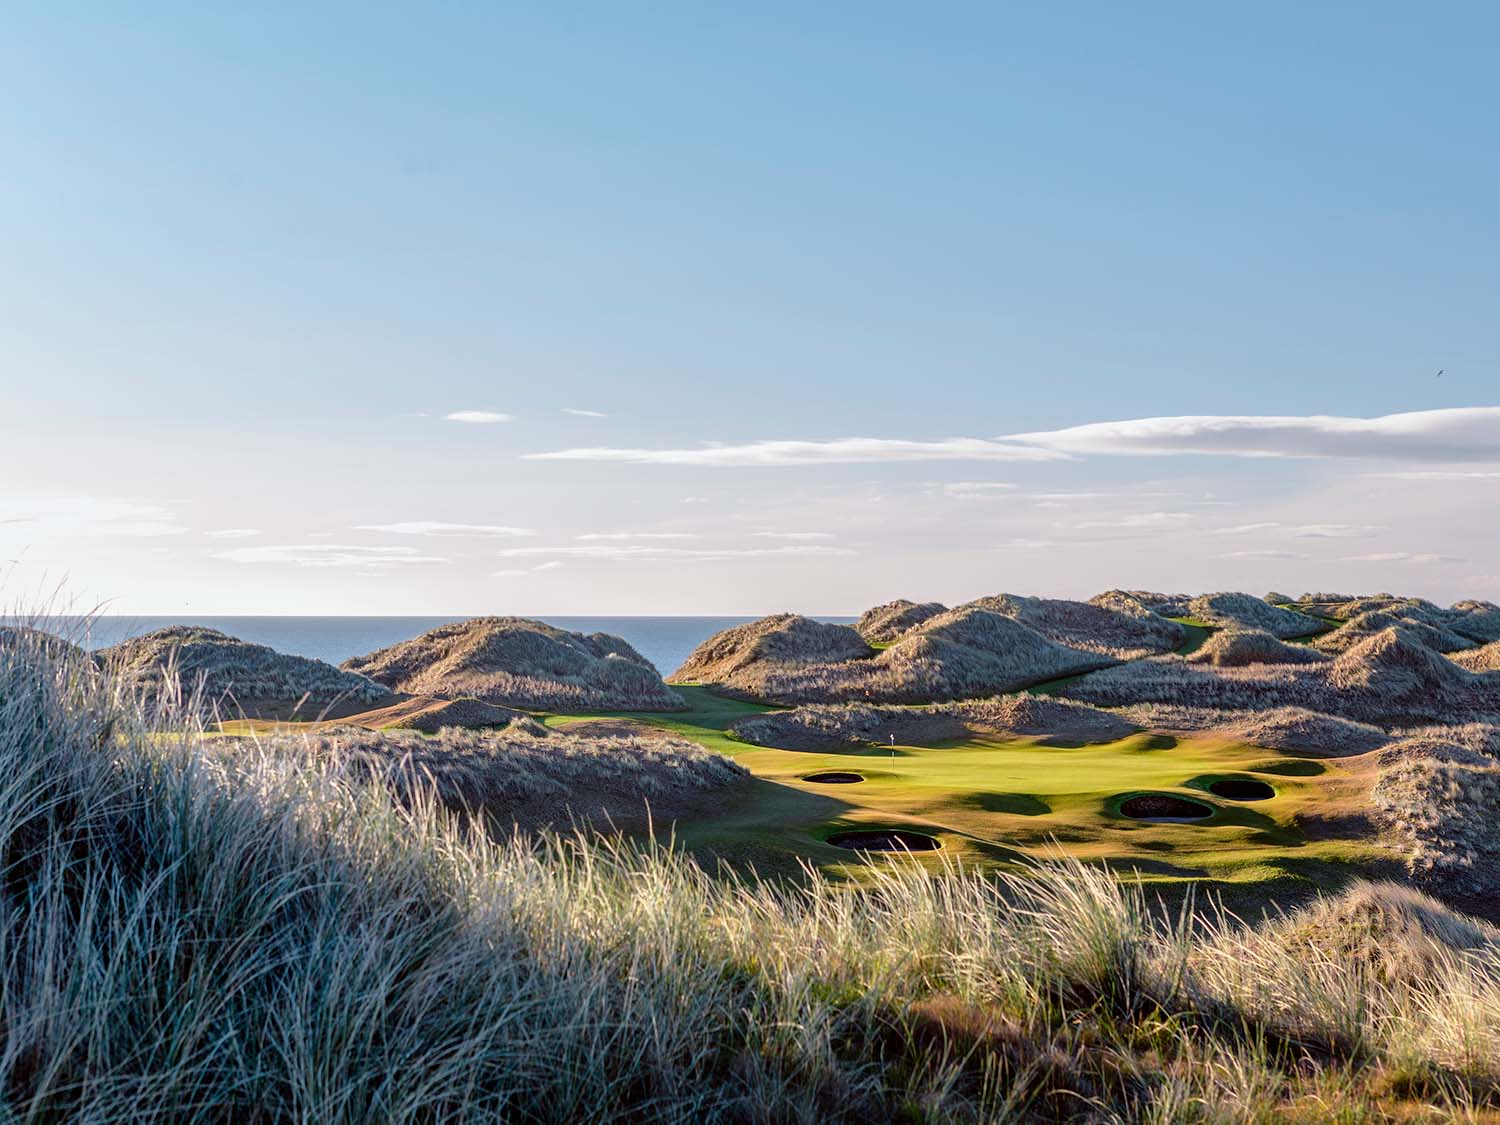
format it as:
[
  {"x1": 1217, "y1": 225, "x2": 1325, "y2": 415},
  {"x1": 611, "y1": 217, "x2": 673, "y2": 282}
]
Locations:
[{"x1": 548, "y1": 684, "x2": 1381, "y2": 893}]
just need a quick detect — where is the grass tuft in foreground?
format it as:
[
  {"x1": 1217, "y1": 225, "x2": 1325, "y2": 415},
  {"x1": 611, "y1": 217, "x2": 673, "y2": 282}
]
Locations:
[{"x1": 1, "y1": 629, "x2": 1499, "y2": 1120}]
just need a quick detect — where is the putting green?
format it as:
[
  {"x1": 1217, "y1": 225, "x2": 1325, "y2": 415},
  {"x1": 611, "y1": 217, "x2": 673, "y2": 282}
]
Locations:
[{"x1": 552, "y1": 687, "x2": 1384, "y2": 889}]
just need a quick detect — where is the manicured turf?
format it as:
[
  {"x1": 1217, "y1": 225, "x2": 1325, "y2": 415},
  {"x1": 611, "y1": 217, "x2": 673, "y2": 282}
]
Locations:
[{"x1": 550, "y1": 687, "x2": 1383, "y2": 889}]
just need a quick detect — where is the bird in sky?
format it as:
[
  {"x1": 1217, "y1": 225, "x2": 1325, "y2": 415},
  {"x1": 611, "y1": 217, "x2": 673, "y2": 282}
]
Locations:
[{"x1": 1436, "y1": 369, "x2": 1444, "y2": 377}]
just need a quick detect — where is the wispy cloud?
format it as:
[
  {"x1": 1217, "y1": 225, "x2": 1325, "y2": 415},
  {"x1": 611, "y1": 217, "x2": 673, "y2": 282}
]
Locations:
[
  {"x1": 941, "y1": 481, "x2": 1018, "y2": 499},
  {"x1": 355, "y1": 521, "x2": 536, "y2": 537},
  {"x1": 562, "y1": 408, "x2": 607, "y2": 418},
  {"x1": 533, "y1": 560, "x2": 566, "y2": 571},
  {"x1": 1365, "y1": 469, "x2": 1500, "y2": 480},
  {"x1": 997, "y1": 538, "x2": 1064, "y2": 550},
  {"x1": 205, "y1": 528, "x2": 262, "y2": 539},
  {"x1": 1001, "y1": 407, "x2": 1500, "y2": 461},
  {"x1": 523, "y1": 408, "x2": 1500, "y2": 468},
  {"x1": 1068, "y1": 512, "x2": 1193, "y2": 530},
  {"x1": 495, "y1": 544, "x2": 853, "y2": 562},
  {"x1": 1290, "y1": 523, "x2": 1381, "y2": 539},
  {"x1": 444, "y1": 410, "x2": 512, "y2": 424},
  {"x1": 752, "y1": 531, "x2": 835, "y2": 541},
  {"x1": 1342, "y1": 551, "x2": 1464, "y2": 563},
  {"x1": 1030, "y1": 491, "x2": 1114, "y2": 505},
  {"x1": 1212, "y1": 522, "x2": 1283, "y2": 535},
  {"x1": 525, "y1": 437, "x2": 1065, "y2": 466},
  {"x1": 1214, "y1": 549, "x2": 1308, "y2": 560},
  {"x1": 0, "y1": 497, "x2": 188, "y2": 538},
  {"x1": 576, "y1": 531, "x2": 700, "y2": 541},
  {"x1": 217, "y1": 545, "x2": 450, "y2": 568}
]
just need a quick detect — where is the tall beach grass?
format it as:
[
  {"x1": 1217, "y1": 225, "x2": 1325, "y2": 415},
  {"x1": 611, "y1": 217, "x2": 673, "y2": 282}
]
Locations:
[{"x1": 1, "y1": 626, "x2": 1499, "y2": 1120}]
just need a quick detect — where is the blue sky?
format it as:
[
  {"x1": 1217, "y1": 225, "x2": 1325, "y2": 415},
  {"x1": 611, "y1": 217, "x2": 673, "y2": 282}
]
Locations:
[{"x1": 2, "y1": 4, "x2": 1497, "y2": 613}]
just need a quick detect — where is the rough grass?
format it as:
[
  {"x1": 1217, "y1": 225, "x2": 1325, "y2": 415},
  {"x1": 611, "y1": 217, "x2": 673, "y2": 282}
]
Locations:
[
  {"x1": 1372, "y1": 734, "x2": 1500, "y2": 894},
  {"x1": 1304, "y1": 596, "x2": 1500, "y2": 646},
  {"x1": 1065, "y1": 626, "x2": 1500, "y2": 728},
  {"x1": 1187, "y1": 592, "x2": 1326, "y2": 639},
  {"x1": 1090, "y1": 588, "x2": 1194, "y2": 618},
  {"x1": 343, "y1": 617, "x2": 687, "y2": 713},
  {"x1": 967, "y1": 593, "x2": 1185, "y2": 659},
  {"x1": 731, "y1": 693, "x2": 1137, "y2": 750},
  {"x1": 7, "y1": 632, "x2": 1500, "y2": 1118},
  {"x1": 228, "y1": 721, "x2": 749, "y2": 813},
  {"x1": 1187, "y1": 628, "x2": 1328, "y2": 668},
  {"x1": 674, "y1": 608, "x2": 1114, "y2": 705},
  {"x1": 101, "y1": 624, "x2": 391, "y2": 710},
  {"x1": 1119, "y1": 704, "x2": 1391, "y2": 756},
  {"x1": 1315, "y1": 609, "x2": 1478, "y2": 655},
  {"x1": 854, "y1": 599, "x2": 946, "y2": 644},
  {"x1": 672, "y1": 614, "x2": 874, "y2": 683},
  {"x1": 1452, "y1": 641, "x2": 1500, "y2": 673}
]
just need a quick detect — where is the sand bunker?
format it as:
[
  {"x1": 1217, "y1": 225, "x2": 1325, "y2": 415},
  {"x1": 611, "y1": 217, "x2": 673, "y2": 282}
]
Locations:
[
  {"x1": 1207, "y1": 778, "x2": 1275, "y2": 801},
  {"x1": 827, "y1": 829, "x2": 941, "y2": 852},
  {"x1": 802, "y1": 771, "x2": 864, "y2": 784}
]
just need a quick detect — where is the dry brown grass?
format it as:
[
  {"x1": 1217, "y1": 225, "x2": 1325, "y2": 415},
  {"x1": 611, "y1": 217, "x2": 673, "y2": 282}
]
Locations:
[
  {"x1": 1310, "y1": 595, "x2": 1500, "y2": 646},
  {"x1": 681, "y1": 607, "x2": 1116, "y2": 705},
  {"x1": 1187, "y1": 592, "x2": 1326, "y2": 638},
  {"x1": 1315, "y1": 609, "x2": 1478, "y2": 654},
  {"x1": 1372, "y1": 732, "x2": 1500, "y2": 894},
  {"x1": 1188, "y1": 628, "x2": 1328, "y2": 667},
  {"x1": 227, "y1": 721, "x2": 749, "y2": 820},
  {"x1": 344, "y1": 617, "x2": 686, "y2": 712},
  {"x1": 732, "y1": 693, "x2": 1137, "y2": 750},
  {"x1": 102, "y1": 625, "x2": 391, "y2": 712},
  {"x1": 1262, "y1": 879, "x2": 1500, "y2": 987},
  {"x1": 1451, "y1": 599, "x2": 1500, "y2": 643},
  {"x1": 1089, "y1": 588, "x2": 1193, "y2": 617},
  {"x1": 1453, "y1": 641, "x2": 1500, "y2": 673},
  {"x1": 672, "y1": 614, "x2": 873, "y2": 682},
  {"x1": 1119, "y1": 703, "x2": 1391, "y2": 756},
  {"x1": 968, "y1": 592, "x2": 1184, "y2": 658},
  {"x1": 854, "y1": 599, "x2": 946, "y2": 643},
  {"x1": 1067, "y1": 626, "x2": 1500, "y2": 728}
]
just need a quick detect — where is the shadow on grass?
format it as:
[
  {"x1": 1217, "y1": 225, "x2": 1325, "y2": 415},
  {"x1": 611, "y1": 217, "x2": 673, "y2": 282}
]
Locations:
[
  {"x1": 1246, "y1": 758, "x2": 1327, "y2": 777},
  {"x1": 963, "y1": 791, "x2": 1052, "y2": 816}
]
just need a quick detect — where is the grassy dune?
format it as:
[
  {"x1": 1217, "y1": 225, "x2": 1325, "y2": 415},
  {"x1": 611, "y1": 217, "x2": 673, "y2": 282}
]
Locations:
[{"x1": 6, "y1": 634, "x2": 1500, "y2": 1119}]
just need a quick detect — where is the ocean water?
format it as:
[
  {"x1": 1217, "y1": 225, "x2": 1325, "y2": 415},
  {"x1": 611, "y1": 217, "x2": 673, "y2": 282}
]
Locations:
[{"x1": 28, "y1": 616, "x2": 857, "y2": 678}]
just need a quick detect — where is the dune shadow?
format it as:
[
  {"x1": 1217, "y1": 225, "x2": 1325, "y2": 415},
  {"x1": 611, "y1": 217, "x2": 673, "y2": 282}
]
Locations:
[
  {"x1": 1247, "y1": 758, "x2": 1326, "y2": 777},
  {"x1": 965, "y1": 791, "x2": 1051, "y2": 816}
]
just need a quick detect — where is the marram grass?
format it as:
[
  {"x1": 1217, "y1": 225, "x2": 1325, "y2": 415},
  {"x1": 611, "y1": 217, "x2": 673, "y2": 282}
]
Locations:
[{"x1": 1, "y1": 629, "x2": 1499, "y2": 1120}]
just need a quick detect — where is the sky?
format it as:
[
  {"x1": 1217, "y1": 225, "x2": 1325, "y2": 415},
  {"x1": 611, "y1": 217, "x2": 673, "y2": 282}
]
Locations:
[{"x1": 2, "y1": 3, "x2": 1497, "y2": 615}]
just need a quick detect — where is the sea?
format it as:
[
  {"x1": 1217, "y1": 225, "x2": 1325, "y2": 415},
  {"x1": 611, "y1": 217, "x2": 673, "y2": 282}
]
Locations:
[{"x1": 24, "y1": 616, "x2": 859, "y2": 678}]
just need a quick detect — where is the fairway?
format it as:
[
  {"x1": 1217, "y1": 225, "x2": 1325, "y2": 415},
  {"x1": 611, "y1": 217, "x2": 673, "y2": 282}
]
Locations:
[{"x1": 549, "y1": 687, "x2": 1384, "y2": 889}]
